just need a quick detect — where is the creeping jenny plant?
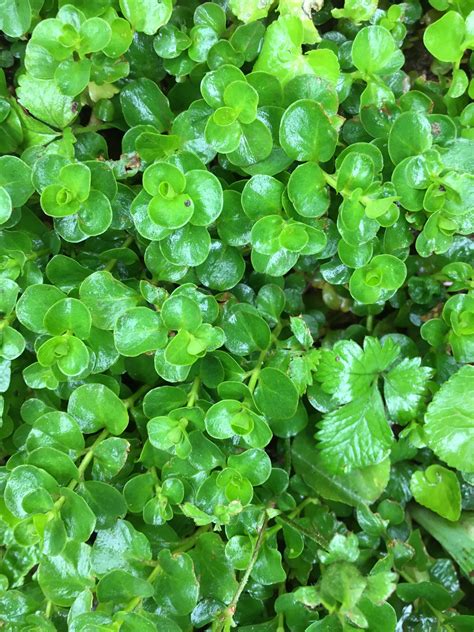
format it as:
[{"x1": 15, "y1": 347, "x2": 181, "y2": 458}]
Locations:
[{"x1": 0, "y1": 0, "x2": 474, "y2": 630}]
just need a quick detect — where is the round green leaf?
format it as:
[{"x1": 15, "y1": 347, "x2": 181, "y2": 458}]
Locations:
[
  {"x1": 43, "y1": 298, "x2": 92, "y2": 340},
  {"x1": 222, "y1": 303, "x2": 271, "y2": 356},
  {"x1": 241, "y1": 175, "x2": 284, "y2": 221},
  {"x1": 114, "y1": 307, "x2": 167, "y2": 356},
  {"x1": 196, "y1": 240, "x2": 245, "y2": 291},
  {"x1": 224, "y1": 80, "x2": 258, "y2": 124},
  {"x1": 0, "y1": 326, "x2": 25, "y2": 360},
  {"x1": 254, "y1": 367, "x2": 299, "y2": 420},
  {"x1": 16, "y1": 284, "x2": 66, "y2": 334},
  {"x1": 79, "y1": 18, "x2": 112, "y2": 55},
  {"x1": 160, "y1": 224, "x2": 211, "y2": 266},
  {"x1": 104, "y1": 16, "x2": 134, "y2": 57},
  {"x1": 119, "y1": 0, "x2": 172, "y2": 35},
  {"x1": 287, "y1": 162, "x2": 329, "y2": 218},
  {"x1": 0, "y1": 187, "x2": 12, "y2": 225},
  {"x1": 79, "y1": 271, "x2": 140, "y2": 330},
  {"x1": 349, "y1": 254, "x2": 407, "y2": 304},
  {"x1": 410, "y1": 465, "x2": 461, "y2": 522},
  {"x1": 227, "y1": 118, "x2": 273, "y2": 167},
  {"x1": 251, "y1": 248, "x2": 298, "y2": 277},
  {"x1": 336, "y1": 153, "x2": 375, "y2": 193},
  {"x1": 4, "y1": 464, "x2": 59, "y2": 519},
  {"x1": 206, "y1": 399, "x2": 244, "y2": 439},
  {"x1": 155, "y1": 346, "x2": 192, "y2": 381},
  {"x1": 161, "y1": 294, "x2": 202, "y2": 332},
  {"x1": 148, "y1": 415, "x2": 190, "y2": 456},
  {"x1": 143, "y1": 162, "x2": 186, "y2": 197},
  {"x1": 280, "y1": 222, "x2": 308, "y2": 252},
  {"x1": 0, "y1": 0, "x2": 32, "y2": 37},
  {"x1": 60, "y1": 163, "x2": 91, "y2": 203},
  {"x1": 38, "y1": 541, "x2": 94, "y2": 607},
  {"x1": 27, "y1": 446, "x2": 79, "y2": 486},
  {"x1": 217, "y1": 190, "x2": 252, "y2": 246},
  {"x1": 201, "y1": 64, "x2": 246, "y2": 109},
  {"x1": 0, "y1": 156, "x2": 34, "y2": 207},
  {"x1": 68, "y1": 384, "x2": 129, "y2": 434},
  {"x1": 227, "y1": 448, "x2": 272, "y2": 486},
  {"x1": 37, "y1": 334, "x2": 90, "y2": 377},
  {"x1": 27, "y1": 411, "x2": 85, "y2": 453},
  {"x1": 148, "y1": 191, "x2": 195, "y2": 229},
  {"x1": 153, "y1": 24, "x2": 192, "y2": 59},
  {"x1": 41, "y1": 184, "x2": 82, "y2": 218},
  {"x1": 97, "y1": 569, "x2": 153, "y2": 604},
  {"x1": 0, "y1": 278, "x2": 19, "y2": 316},
  {"x1": 144, "y1": 241, "x2": 188, "y2": 282},
  {"x1": 120, "y1": 78, "x2": 172, "y2": 131},
  {"x1": 55, "y1": 59, "x2": 91, "y2": 97},
  {"x1": 186, "y1": 170, "x2": 223, "y2": 226},
  {"x1": 143, "y1": 386, "x2": 187, "y2": 417},
  {"x1": 423, "y1": 11, "x2": 465, "y2": 63},
  {"x1": 205, "y1": 109, "x2": 242, "y2": 153},
  {"x1": 153, "y1": 550, "x2": 199, "y2": 616},
  {"x1": 352, "y1": 26, "x2": 403, "y2": 75},
  {"x1": 279, "y1": 100, "x2": 337, "y2": 163},
  {"x1": 388, "y1": 112, "x2": 433, "y2": 165}
]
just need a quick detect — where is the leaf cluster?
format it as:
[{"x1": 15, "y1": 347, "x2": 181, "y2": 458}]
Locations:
[{"x1": 0, "y1": 1, "x2": 473, "y2": 631}]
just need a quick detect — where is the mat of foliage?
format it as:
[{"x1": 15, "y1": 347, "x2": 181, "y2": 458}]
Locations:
[{"x1": 0, "y1": 0, "x2": 473, "y2": 630}]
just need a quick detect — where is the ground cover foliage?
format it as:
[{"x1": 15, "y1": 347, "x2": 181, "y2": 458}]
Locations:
[{"x1": 0, "y1": 0, "x2": 473, "y2": 629}]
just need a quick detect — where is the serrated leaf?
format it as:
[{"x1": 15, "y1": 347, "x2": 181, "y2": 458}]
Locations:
[
  {"x1": 316, "y1": 388, "x2": 393, "y2": 474},
  {"x1": 317, "y1": 337, "x2": 400, "y2": 405},
  {"x1": 383, "y1": 358, "x2": 433, "y2": 424},
  {"x1": 293, "y1": 432, "x2": 390, "y2": 507},
  {"x1": 424, "y1": 365, "x2": 474, "y2": 473},
  {"x1": 364, "y1": 571, "x2": 398, "y2": 604}
]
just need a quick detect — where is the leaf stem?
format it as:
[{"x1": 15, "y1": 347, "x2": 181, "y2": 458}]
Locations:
[
  {"x1": 283, "y1": 438, "x2": 292, "y2": 474},
  {"x1": 74, "y1": 123, "x2": 114, "y2": 135},
  {"x1": 172, "y1": 524, "x2": 210, "y2": 553},
  {"x1": 70, "y1": 428, "x2": 109, "y2": 489},
  {"x1": 265, "y1": 497, "x2": 327, "y2": 547},
  {"x1": 215, "y1": 513, "x2": 268, "y2": 631},
  {"x1": 123, "y1": 382, "x2": 155, "y2": 409},
  {"x1": 276, "y1": 582, "x2": 286, "y2": 632},
  {"x1": 122, "y1": 529, "x2": 209, "y2": 614},
  {"x1": 187, "y1": 376, "x2": 201, "y2": 407},
  {"x1": 122, "y1": 562, "x2": 163, "y2": 614},
  {"x1": 276, "y1": 514, "x2": 329, "y2": 549},
  {"x1": 28, "y1": 248, "x2": 51, "y2": 261},
  {"x1": 0, "y1": 311, "x2": 16, "y2": 331},
  {"x1": 247, "y1": 323, "x2": 282, "y2": 393},
  {"x1": 122, "y1": 525, "x2": 210, "y2": 614},
  {"x1": 289, "y1": 496, "x2": 318, "y2": 518},
  {"x1": 73, "y1": 429, "x2": 109, "y2": 489},
  {"x1": 45, "y1": 600, "x2": 53, "y2": 619},
  {"x1": 323, "y1": 171, "x2": 337, "y2": 190},
  {"x1": 247, "y1": 348, "x2": 267, "y2": 394},
  {"x1": 103, "y1": 234, "x2": 135, "y2": 272},
  {"x1": 322, "y1": 170, "x2": 380, "y2": 209},
  {"x1": 366, "y1": 314, "x2": 374, "y2": 333},
  {"x1": 55, "y1": 428, "x2": 109, "y2": 510}
]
